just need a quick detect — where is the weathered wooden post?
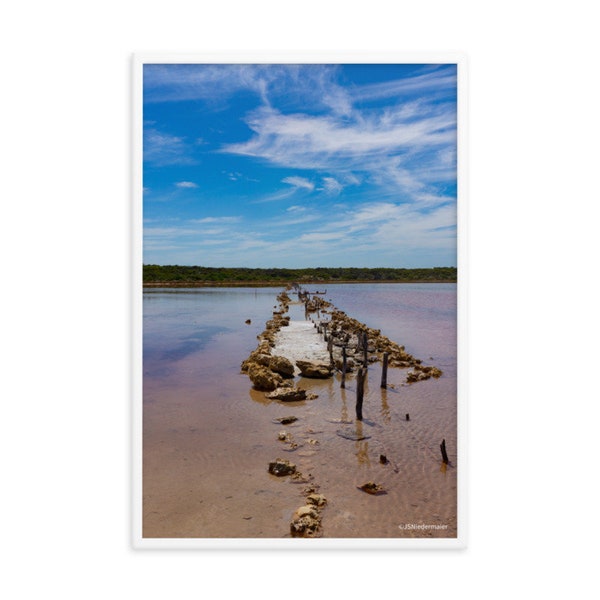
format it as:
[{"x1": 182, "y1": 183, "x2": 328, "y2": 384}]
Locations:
[
  {"x1": 440, "y1": 439, "x2": 449, "y2": 464},
  {"x1": 323, "y1": 323, "x2": 328, "y2": 341},
  {"x1": 380, "y1": 352, "x2": 388, "y2": 388},
  {"x1": 356, "y1": 367, "x2": 365, "y2": 421},
  {"x1": 363, "y1": 331, "x2": 368, "y2": 367},
  {"x1": 341, "y1": 345, "x2": 347, "y2": 389},
  {"x1": 406, "y1": 413, "x2": 410, "y2": 421},
  {"x1": 328, "y1": 336, "x2": 333, "y2": 366}
]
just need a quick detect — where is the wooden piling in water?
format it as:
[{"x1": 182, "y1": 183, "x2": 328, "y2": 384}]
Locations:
[
  {"x1": 381, "y1": 352, "x2": 388, "y2": 388},
  {"x1": 440, "y1": 439, "x2": 449, "y2": 464},
  {"x1": 356, "y1": 367, "x2": 365, "y2": 421},
  {"x1": 363, "y1": 331, "x2": 368, "y2": 367}
]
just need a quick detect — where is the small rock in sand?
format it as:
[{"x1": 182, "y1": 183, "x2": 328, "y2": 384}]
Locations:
[
  {"x1": 306, "y1": 493, "x2": 327, "y2": 507},
  {"x1": 268, "y1": 459, "x2": 296, "y2": 477},
  {"x1": 358, "y1": 482, "x2": 386, "y2": 495},
  {"x1": 290, "y1": 505, "x2": 321, "y2": 537}
]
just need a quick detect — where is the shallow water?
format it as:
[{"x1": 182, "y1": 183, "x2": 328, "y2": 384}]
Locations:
[{"x1": 142, "y1": 284, "x2": 457, "y2": 539}]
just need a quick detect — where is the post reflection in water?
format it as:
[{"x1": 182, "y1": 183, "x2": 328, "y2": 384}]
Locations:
[
  {"x1": 380, "y1": 388, "x2": 391, "y2": 423},
  {"x1": 340, "y1": 387, "x2": 348, "y2": 423},
  {"x1": 354, "y1": 420, "x2": 370, "y2": 465}
]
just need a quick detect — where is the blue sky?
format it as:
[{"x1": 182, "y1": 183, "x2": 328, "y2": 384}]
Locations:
[{"x1": 143, "y1": 63, "x2": 457, "y2": 268}]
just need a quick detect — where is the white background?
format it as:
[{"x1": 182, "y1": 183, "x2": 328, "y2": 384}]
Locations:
[{"x1": 2, "y1": 1, "x2": 598, "y2": 598}]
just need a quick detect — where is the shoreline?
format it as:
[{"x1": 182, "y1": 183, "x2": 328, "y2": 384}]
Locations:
[{"x1": 143, "y1": 279, "x2": 457, "y2": 288}]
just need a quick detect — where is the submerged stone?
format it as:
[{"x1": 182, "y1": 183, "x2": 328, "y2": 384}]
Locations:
[
  {"x1": 336, "y1": 428, "x2": 371, "y2": 441},
  {"x1": 272, "y1": 416, "x2": 298, "y2": 425},
  {"x1": 266, "y1": 387, "x2": 307, "y2": 402}
]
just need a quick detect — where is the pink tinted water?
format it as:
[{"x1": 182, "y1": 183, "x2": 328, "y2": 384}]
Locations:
[{"x1": 142, "y1": 284, "x2": 457, "y2": 539}]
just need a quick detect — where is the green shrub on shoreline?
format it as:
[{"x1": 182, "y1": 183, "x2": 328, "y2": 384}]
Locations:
[{"x1": 143, "y1": 265, "x2": 457, "y2": 286}]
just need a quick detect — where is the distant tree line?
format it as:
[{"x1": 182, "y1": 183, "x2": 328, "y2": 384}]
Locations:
[{"x1": 143, "y1": 265, "x2": 457, "y2": 285}]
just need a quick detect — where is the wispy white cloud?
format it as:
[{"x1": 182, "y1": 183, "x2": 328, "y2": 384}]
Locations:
[
  {"x1": 144, "y1": 64, "x2": 341, "y2": 110},
  {"x1": 324, "y1": 201, "x2": 457, "y2": 252},
  {"x1": 145, "y1": 64, "x2": 267, "y2": 103},
  {"x1": 342, "y1": 173, "x2": 361, "y2": 186},
  {"x1": 353, "y1": 66, "x2": 457, "y2": 103},
  {"x1": 144, "y1": 199, "x2": 455, "y2": 268},
  {"x1": 265, "y1": 209, "x2": 321, "y2": 227},
  {"x1": 319, "y1": 177, "x2": 343, "y2": 195},
  {"x1": 298, "y1": 231, "x2": 347, "y2": 243},
  {"x1": 282, "y1": 176, "x2": 314, "y2": 191},
  {"x1": 221, "y1": 105, "x2": 455, "y2": 181},
  {"x1": 175, "y1": 181, "x2": 198, "y2": 188},
  {"x1": 251, "y1": 187, "x2": 297, "y2": 204},
  {"x1": 144, "y1": 128, "x2": 197, "y2": 166},
  {"x1": 189, "y1": 216, "x2": 241, "y2": 224}
]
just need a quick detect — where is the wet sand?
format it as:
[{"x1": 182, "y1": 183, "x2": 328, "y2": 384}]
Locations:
[{"x1": 142, "y1": 291, "x2": 457, "y2": 539}]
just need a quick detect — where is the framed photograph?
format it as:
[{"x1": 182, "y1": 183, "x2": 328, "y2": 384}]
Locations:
[{"x1": 132, "y1": 53, "x2": 466, "y2": 549}]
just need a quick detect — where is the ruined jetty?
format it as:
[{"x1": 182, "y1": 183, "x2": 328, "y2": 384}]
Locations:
[
  {"x1": 241, "y1": 287, "x2": 442, "y2": 398},
  {"x1": 240, "y1": 286, "x2": 446, "y2": 538}
]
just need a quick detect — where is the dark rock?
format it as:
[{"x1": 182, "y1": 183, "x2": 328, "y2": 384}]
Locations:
[
  {"x1": 273, "y1": 416, "x2": 298, "y2": 425},
  {"x1": 268, "y1": 458, "x2": 296, "y2": 476},
  {"x1": 358, "y1": 482, "x2": 386, "y2": 495}
]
